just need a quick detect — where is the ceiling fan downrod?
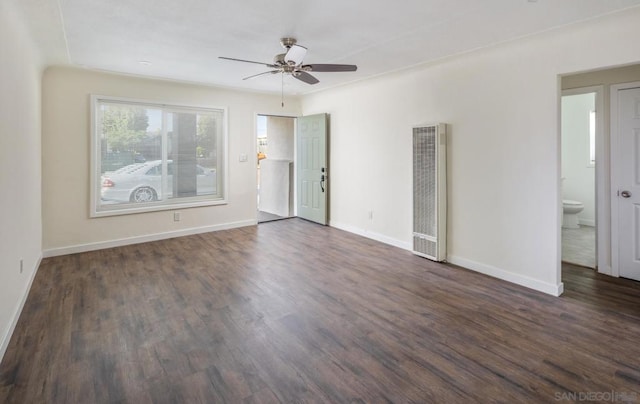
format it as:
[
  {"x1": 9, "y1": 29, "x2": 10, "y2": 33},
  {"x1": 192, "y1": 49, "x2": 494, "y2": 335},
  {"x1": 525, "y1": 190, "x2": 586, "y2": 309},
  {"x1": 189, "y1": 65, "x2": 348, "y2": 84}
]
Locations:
[{"x1": 280, "y1": 37, "x2": 297, "y2": 49}]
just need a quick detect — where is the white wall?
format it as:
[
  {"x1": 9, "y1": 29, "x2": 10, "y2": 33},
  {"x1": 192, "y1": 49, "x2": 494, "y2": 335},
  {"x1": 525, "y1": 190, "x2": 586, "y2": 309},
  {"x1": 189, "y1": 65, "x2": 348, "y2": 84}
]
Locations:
[
  {"x1": 259, "y1": 160, "x2": 293, "y2": 217},
  {"x1": 561, "y1": 93, "x2": 596, "y2": 226},
  {"x1": 301, "y1": 7, "x2": 640, "y2": 295},
  {"x1": 42, "y1": 67, "x2": 301, "y2": 255},
  {"x1": 266, "y1": 116, "x2": 294, "y2": 160},
  {"x1": 0, "y1": 3, "x2": 43, "y2": 360}
]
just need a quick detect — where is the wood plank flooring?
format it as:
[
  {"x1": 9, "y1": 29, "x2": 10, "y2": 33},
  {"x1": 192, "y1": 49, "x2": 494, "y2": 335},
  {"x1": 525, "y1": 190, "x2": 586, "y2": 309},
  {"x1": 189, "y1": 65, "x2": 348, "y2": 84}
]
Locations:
[{"x1": 1, "y1": 218, "x2": 640, "y2": 403}]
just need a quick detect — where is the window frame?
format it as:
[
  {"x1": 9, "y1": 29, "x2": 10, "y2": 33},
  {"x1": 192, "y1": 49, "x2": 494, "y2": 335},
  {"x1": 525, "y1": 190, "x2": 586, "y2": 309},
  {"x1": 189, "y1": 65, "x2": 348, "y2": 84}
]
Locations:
[
  {"x1": 588, "y1": 109, "x2": 596, "y2": 167},
  {"x1": 90, "y1": 95, "x2": 228, "y2": 218}
]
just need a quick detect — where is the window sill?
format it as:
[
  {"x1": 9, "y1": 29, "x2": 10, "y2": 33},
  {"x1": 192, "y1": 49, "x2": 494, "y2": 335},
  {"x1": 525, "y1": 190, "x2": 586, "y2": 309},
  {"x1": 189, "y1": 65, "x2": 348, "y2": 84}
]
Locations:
[{"x1": 91, "y1": 198, "x2": 227, "y2": 218}]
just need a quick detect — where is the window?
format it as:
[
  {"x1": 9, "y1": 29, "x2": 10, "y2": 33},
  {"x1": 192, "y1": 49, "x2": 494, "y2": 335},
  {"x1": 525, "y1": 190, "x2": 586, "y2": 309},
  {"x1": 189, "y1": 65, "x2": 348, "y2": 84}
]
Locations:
[
  {"x1": 91, "y1": 96, "x2": 227, "y2": 216},
  {"x1": 589, "y1": 109, "x2": 596, "y2": 166}
]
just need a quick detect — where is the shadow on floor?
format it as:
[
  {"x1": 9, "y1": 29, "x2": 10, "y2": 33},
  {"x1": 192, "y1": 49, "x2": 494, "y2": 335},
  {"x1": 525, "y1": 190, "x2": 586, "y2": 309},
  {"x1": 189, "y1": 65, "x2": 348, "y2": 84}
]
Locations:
[{"x1": 258, "y1": 211, "x2": 292, "y2": 223}]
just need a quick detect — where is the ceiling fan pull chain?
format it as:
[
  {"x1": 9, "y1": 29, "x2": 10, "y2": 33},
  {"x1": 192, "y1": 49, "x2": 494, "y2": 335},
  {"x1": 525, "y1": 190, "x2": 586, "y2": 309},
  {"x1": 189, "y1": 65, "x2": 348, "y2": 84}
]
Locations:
[{"x1": 281, "y1": 72, "x2": 284, "y2": 108}]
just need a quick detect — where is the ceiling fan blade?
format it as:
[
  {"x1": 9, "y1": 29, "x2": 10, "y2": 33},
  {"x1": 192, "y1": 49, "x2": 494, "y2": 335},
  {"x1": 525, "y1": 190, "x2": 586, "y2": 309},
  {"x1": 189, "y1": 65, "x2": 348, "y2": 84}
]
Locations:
[
  {"x1": 294, "y1": 71, "x2": 319, "y2": 85},
  {"x1": 304, "y1": 64, "x2": 358, "y2": 72},
  {"x1": 219, "y1": 56, "x2": 277, "y2": 68},
  {"x1": 242, "y1": 70, "x2": 280, "y2": 80},
  {"x1": 284, "y1": 45, "x2": 307, "y2": 65}
]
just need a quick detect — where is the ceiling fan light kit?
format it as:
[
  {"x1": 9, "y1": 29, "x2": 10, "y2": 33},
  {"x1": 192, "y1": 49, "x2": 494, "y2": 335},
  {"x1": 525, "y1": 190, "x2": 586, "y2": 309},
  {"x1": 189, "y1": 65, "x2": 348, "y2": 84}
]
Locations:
[{"x1": 219, "y1": 37, "x2": 358, "y2": 85}]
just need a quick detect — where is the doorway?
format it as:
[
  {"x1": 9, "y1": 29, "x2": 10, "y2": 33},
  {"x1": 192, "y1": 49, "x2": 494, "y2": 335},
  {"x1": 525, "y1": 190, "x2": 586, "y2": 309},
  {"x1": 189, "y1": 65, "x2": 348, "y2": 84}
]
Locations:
[
  {"x1": 560, "y1": 88, "x2": 603, "y2": 269},
  {"x1": 560, "y1": 64, "x2": 640, "y2": 280},
  {"x1": 256, "y1": 114, "x2": 296, "y2": 223}
]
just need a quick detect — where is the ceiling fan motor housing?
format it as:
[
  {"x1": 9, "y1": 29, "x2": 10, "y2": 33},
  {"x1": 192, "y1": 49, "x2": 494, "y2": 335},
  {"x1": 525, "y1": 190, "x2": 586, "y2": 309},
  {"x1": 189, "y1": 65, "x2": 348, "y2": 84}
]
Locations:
[{"x1": 274, "y1": 53, "x2": 287, "y2": 65}]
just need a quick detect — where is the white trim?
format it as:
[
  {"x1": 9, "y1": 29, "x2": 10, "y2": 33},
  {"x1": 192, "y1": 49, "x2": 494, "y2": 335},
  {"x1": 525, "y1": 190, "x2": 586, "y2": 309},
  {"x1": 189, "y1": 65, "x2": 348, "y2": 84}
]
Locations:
[
  {"x1": 555, "y1": 78, "x2": 563, "y2": 287},
  {"x1": 611, "y1": 84, "x2": 621, "y2": 277},
  {"x1": 598, "y1": 264, "x2": 613, "y2": 276},
  {"x1": 329, "y1": 221, "x2": 412, "y2": 251},
  {"x1": 90, "y1": 94, "x2": 99, "y2": 216},
  {"x1": 91, "y1": 198, "x2": 228, "y2": 217},
  {"x1": 293, "y1": 117, "x2": 298, "y2": 217},
  {"x1": 42, "y1": 220, "x2": 256, "y2": 258},
  {"x1": 0, "y1": 255, "x2": 42, "y2": 363},
  {"x1": 448, "y1": 255, "x2": 564, "y2": 297}
]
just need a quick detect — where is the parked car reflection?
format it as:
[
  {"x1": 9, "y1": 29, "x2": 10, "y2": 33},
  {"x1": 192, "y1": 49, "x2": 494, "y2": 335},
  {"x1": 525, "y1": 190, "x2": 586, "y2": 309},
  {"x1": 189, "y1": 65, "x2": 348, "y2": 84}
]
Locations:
[{"x1": 101, "y1": 160, "x2": 216, "y2": 203}]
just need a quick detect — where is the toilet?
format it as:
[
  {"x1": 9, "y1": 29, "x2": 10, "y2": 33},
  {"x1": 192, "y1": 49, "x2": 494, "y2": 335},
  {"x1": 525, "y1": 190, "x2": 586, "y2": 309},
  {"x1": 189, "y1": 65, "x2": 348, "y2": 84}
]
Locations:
[{"x1": 562, "y1": 200, "x2": 584, "y2": 229}]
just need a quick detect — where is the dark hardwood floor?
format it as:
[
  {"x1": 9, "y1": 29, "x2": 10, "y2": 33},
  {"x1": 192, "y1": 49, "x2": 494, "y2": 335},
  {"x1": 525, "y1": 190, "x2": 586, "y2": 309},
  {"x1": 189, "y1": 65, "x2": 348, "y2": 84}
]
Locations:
[{"x1": 1, "y1": 219, "x2": 640, "y2": 403}]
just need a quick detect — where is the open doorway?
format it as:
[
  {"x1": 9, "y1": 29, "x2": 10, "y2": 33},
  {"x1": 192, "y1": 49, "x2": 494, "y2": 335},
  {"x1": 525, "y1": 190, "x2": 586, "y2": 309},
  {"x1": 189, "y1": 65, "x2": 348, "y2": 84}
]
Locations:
[
  {"x1": 561, "y1": 65, "x2": 640, "y2": 279},
  {"x1": 560, "y1": 89, "x2": 601, "y2": 269},
  {"x1": 257, "y1": 114, "x2": 296, "y2": 223}
]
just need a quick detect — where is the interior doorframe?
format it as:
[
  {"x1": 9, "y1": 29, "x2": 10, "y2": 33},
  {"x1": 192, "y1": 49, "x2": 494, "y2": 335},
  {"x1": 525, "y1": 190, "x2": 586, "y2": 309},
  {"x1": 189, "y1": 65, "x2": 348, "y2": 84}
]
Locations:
[
  {"x1": 560, "y1": 85, "x2": 607, "y2": 273},
  {"x1": 610, "y1": 81, "x2": 640, "y2": 277},
  {"x1": 253, "y1": 112, "x2": 299, "y2": 220}
]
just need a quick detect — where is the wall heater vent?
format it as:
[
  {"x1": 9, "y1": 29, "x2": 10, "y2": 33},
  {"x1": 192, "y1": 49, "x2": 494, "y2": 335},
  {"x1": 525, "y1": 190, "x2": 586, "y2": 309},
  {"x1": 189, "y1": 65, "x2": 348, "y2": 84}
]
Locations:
[{"x1": 413, "y1": 123, "x2": 447, "y2": 261}]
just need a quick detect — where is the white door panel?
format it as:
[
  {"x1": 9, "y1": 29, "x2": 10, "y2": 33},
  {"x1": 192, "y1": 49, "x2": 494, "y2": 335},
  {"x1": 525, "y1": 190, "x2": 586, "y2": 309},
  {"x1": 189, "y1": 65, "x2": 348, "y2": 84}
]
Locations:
[
  {"x1": 616, "y1": 86, "x2": 640, "y2": 281},
  {"x1": 297, "y1": 114, "x2": 328, "y2": 225}
]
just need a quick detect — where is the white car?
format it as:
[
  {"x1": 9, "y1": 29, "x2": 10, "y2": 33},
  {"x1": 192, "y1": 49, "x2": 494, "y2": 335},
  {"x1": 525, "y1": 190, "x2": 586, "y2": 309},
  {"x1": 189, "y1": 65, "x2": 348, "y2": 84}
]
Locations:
[{"x1": 101, "y1": 160, "x2": 216, "y2": 203}]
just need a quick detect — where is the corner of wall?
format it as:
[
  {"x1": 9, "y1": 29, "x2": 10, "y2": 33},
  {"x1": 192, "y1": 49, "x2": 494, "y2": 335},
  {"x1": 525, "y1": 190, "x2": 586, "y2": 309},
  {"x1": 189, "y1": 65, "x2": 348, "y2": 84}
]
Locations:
[
  {"x1": 0, "y1": 256, "x2": 41, "y2": 363},
  {"x1": 447, "y1": 255, "x2": 564, "y2": 297}
]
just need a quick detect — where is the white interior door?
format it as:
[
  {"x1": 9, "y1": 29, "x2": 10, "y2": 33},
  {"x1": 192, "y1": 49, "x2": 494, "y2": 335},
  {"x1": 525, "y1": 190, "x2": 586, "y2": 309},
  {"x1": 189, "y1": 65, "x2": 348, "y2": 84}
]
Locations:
[
  {"x1": 297, "y1": 113, "x2": 328, "y2": 225},
  {"x1": 614, "y1": 85, "x2": 640, "y2": 281}
]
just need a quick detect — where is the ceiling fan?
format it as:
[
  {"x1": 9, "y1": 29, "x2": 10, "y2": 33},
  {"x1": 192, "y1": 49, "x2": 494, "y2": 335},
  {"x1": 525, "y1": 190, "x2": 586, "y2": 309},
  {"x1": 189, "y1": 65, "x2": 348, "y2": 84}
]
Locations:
[{"x1": 219, "y1": 38, "x2": 357, "y2": 85}]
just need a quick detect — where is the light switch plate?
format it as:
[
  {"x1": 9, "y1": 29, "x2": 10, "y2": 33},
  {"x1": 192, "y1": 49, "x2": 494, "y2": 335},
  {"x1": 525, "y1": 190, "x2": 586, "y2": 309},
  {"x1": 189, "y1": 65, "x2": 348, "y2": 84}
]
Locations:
[{"x1": 239, "y1": 154, "x2": 248, "y2": 162}]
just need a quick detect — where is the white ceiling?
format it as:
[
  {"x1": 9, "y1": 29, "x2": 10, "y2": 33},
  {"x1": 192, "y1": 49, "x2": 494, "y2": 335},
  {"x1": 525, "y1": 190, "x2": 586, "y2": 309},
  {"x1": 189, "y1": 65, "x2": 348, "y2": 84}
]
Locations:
[{"x1": 10, "y1": 0, "x2": 640, "y2": 95}]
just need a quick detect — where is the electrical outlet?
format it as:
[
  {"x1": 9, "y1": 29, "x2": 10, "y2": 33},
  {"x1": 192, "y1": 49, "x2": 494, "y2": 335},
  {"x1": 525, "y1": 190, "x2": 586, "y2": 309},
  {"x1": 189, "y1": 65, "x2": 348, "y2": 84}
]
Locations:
[
  {"x1": 173, "y1": 212, "x2": 181, "y2": 222},
  {"x1": 239, "y1": 154, "x2": 248, "y2": 162},
  {"x1": 368, "y1": 211, "x2": 374, "y2": 220},
  {"x1": 20, "y1": 259, "x2": 23, "y2": 274}
]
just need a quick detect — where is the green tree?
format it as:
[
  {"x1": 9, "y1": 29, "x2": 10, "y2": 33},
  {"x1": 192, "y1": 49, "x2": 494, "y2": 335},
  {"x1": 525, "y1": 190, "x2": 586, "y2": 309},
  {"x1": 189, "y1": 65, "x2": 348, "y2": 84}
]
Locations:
[{"x1": 102, "y1": 106, "x2": 149, "y2": 152}]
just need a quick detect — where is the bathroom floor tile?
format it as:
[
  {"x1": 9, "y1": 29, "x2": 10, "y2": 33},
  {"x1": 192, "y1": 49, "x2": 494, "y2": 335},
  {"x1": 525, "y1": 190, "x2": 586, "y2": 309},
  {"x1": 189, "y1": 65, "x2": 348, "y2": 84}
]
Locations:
[{"x1": 562, "y1": 225, "x2": 595, "y2": 268}]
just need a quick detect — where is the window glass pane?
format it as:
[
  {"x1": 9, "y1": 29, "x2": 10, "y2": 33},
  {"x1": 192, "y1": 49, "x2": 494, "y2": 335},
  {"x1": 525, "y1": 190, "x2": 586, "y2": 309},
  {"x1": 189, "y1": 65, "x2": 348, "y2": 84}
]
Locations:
[
  {"x1": 166, "y1": 110, "x2": 222, "y2": 200},
  {"x1": 197, "y1": 111, "x2": 222, "y2": 196},
  {"x1": 99, "y1": 103, "x2": 163, "y2": 206},
  {"x1": 94, "y1": 97, "x2": 226, "y2": 216}
]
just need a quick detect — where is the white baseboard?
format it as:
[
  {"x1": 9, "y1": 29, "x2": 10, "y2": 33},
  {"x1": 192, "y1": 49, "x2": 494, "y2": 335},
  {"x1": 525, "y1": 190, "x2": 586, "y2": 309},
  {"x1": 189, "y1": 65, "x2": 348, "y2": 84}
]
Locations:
[
  {"x1": 42, "y1": 219, "x2": 257, "y2": 258},
  {"x1": 329, "y1": 222, "x2": 563, "y2": 296},
  {"x1": 597, "y1": 265, "x2": 613, "y2": 276},
  {"x1": 448, "y1": 255, "x2": 564, "y2": 296},
  {"x1": 1, "y1": 254, "x2": 42, "y2": 364},
  {"x1": 329, "y1": 221, "x2": 412, "y2": 251}
]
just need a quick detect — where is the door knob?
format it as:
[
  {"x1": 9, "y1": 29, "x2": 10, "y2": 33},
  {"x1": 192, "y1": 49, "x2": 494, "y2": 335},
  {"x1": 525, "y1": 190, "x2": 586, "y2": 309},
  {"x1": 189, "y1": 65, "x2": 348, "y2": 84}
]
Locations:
[{"x1": 621, "y1": 190, "x2": 632, "y2": 198}]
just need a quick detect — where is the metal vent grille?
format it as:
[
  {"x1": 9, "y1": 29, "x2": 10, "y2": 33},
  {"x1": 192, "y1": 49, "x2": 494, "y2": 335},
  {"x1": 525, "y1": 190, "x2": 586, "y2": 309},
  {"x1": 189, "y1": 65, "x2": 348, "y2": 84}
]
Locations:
[
  {"x1": 413, "y1": 235, "x2": 437, "y2": 258},
  {"x1": 413, "y1": 126, "x2": 437, "y2": 238},
  {"x1": 412, "y1": 123, "x2": 446, "y2": 262}
]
